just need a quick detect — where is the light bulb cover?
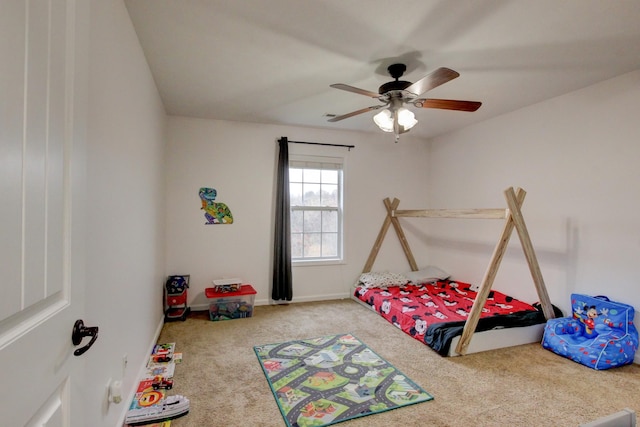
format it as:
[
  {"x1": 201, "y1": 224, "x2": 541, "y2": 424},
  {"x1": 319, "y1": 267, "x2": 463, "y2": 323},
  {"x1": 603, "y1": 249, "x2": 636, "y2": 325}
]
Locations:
[
  {"x1": 397, "y1": 107, "x2": 417, "y2": 130},
  {"x1": 373, "y1": 106, "x2": 417, "y2": 134},
  {"x1": 373, "y1": 109, "x2": 394, "y2": 132}
]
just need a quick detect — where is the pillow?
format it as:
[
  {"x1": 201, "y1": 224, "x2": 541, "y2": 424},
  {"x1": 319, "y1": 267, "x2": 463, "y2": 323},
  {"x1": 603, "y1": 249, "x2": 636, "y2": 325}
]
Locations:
[
  {"x1": 356, "y1": 271, "x2": 409, "y2": 289},
  {"x1": 404, "y1": 266, "x2": 450, "y2": 285}
]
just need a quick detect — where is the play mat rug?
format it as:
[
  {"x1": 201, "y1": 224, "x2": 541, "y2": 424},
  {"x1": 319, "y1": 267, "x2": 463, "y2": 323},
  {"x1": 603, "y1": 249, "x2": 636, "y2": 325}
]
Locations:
[{"x1": 254, "y1": 333, "x2": 433, "y2": 427}]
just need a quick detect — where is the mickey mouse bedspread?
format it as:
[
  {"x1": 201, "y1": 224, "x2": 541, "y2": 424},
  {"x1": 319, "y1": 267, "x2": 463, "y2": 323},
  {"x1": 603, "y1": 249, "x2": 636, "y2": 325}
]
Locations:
[{"x1": 354, "y1": 280, "x2": 549, "y2": 355}]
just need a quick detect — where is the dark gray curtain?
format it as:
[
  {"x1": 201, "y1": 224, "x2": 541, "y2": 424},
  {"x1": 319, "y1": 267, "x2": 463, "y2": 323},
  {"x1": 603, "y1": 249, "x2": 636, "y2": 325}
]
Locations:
[{"x1": 272, "y1": 137, "x2": 292, "y2": 301}]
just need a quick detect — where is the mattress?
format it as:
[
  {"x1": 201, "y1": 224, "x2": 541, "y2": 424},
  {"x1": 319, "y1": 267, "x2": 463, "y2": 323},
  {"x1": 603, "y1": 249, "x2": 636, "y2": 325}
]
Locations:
[{"x1": 354, "y1": 279, "x2": 553, "y2": 355}]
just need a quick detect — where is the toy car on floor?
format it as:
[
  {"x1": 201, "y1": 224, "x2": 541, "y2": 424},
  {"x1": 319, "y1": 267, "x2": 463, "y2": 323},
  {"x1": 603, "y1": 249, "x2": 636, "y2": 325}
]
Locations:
[
  {"x1": 152, "y1": 376, "x2": 173, "y2": 390},
  {"x1": 151, "y1": 346, "x2": 173, "y2": 363}
]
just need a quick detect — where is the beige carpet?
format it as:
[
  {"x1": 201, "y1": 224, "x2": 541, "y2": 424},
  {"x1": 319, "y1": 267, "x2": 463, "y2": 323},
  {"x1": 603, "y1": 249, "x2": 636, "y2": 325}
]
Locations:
[{"x1": 157, "y1": 299, "x2": 640, "y2": 427}]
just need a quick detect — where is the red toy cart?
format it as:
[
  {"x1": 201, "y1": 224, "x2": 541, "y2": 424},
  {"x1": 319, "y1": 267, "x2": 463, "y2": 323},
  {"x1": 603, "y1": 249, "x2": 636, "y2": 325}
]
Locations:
[{"x1": 164, "y1": 275, "x2": 191, "y2": 321}]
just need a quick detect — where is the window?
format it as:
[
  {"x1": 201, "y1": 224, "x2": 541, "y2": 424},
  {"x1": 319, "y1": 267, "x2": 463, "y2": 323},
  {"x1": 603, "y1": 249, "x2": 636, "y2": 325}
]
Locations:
[{"x1": 289, "y1": 156, "x2": 343, "y2": 262}]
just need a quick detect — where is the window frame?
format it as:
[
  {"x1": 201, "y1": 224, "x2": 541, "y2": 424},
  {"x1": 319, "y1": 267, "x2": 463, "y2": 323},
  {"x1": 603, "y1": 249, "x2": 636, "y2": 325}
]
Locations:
[{"x1": 289, "y1": 154, "x2": 344, "y2": 265}]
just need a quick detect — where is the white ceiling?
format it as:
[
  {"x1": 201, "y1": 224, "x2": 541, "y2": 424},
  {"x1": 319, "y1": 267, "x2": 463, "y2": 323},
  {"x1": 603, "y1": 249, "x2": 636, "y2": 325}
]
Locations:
[{"x1": 124, "y1": 0, "x2": 640, "y2": 140}]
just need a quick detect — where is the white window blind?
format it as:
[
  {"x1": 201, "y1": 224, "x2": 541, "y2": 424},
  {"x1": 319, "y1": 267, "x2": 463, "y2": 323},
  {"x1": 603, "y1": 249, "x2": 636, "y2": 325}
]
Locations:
[{"x1": 289, "y1": 156, "x2": 344, "y2": 262}]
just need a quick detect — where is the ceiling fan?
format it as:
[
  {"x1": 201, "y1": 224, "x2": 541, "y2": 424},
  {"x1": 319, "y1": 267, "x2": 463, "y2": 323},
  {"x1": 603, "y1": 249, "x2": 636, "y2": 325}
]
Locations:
[{"x1": 328, "y1": 63, "x2": 481, "y2": 142}]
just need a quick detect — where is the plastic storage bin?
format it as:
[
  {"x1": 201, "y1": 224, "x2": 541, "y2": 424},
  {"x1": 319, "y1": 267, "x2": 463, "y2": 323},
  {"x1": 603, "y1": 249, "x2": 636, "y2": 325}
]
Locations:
[{"x1": 205, "y1": 284, "x2": 256, "y2": 321}]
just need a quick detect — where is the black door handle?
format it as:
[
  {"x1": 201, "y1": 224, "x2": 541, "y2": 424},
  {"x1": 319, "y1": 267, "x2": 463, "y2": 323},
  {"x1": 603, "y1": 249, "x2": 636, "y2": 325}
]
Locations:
[{"x1": 71, "y1": 319, "x2": 99, "y2": 356}]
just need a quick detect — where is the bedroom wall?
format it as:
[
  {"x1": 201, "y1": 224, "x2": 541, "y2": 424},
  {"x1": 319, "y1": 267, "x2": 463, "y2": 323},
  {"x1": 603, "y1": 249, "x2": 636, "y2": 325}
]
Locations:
[
  {"x1": 423, "y1": 70, "x2": 640, "y2": 324},
  {"x1": 165, "y1": 117, "x2": 430, "y2": 308},
  {"x1": 85, "y1": 1, "x2": 167, "y2": 425}
]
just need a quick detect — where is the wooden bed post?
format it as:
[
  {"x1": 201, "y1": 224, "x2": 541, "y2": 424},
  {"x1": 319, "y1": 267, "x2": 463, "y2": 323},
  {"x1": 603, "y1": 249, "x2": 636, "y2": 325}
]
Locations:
[
  {"x1": 454, "y1": 188, "x2": 525, "y2": 355},
  {"x1": 504, "y1": 188, "x2": 555, "y2": 320},
  {"x1": 387, "y1": 199, "x2": 419, "y2": 272},
  {"x1": 362, "y1": 198, "x2": 398, "y2": 273},
  {"x1": 363, "y1": 198, "x2": 418, "y2": 273},
  {"x1": 454, "y1": 187, "x2": 555, "y2": 355}
]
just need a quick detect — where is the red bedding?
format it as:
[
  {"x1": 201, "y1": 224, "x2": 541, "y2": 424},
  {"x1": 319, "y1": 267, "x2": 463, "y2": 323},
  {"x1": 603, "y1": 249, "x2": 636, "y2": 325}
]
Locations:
[{"x1": 354, "y1": 280, "x2": 546, "y2": 355}]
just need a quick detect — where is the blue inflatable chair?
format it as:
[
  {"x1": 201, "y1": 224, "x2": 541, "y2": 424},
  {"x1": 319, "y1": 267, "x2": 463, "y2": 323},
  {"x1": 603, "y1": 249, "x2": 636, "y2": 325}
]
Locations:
[{"x1": 542, "y1": 294, "x2": 638, "y2": 370}]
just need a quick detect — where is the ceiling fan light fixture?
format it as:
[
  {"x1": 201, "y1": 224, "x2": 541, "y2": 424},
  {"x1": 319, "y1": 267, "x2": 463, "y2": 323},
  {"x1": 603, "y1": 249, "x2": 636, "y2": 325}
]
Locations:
[
  {"x1": 397, "y1": 107, "x2": 418, "y2": 130},
  {"x1": 373, "y1": 109, "x2": 394, "y2": 132},
  {"x1": 373, "y1": 107, "x2": 418, "y2": 133}
]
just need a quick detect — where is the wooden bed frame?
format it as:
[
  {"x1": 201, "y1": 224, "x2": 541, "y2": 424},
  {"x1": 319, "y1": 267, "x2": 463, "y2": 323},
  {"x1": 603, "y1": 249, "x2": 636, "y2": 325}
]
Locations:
[
  {"x1": 350, "y1": 295, "x2": 547, "y2": 357},
  {"x1": 360, "y1": 186, "x2": 555, "y2": 355}
]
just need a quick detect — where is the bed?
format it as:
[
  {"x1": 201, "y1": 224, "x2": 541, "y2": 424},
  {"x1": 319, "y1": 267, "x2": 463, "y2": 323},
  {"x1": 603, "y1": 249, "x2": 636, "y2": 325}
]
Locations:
[
  {"x1": 353, "y1": 273, "x2": 557, "y2": 356},
  {"x1": 359, "y1": 187, "x2": 557, "y2": 355}
]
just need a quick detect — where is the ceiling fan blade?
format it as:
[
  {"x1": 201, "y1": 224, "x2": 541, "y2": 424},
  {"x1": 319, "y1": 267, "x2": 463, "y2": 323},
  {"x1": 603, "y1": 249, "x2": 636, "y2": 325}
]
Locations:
[
  {"x1": 405, "y1": 67, "x2": 460, "y2": 96},
  {"x1": 415, "y1": 98, "x2": 482, "y2": 112},
  {"x1": 327, "y1": 105, "x2": 384, "y2": 122},
  {"x1": 330, "y1": 83, "x2": 380, "y2": 98}
]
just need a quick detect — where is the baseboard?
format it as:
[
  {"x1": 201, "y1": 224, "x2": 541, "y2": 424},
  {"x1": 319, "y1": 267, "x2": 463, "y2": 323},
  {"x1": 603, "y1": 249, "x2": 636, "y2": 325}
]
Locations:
[
  {"x1": 579, "y1": 408, "x2": 636, "y2": 427},
  {"x1": 116, "y1": 314, "x2": 165, "y2": 427},
  {"x1": 265, "y1": 293, "x2": 351, "y2": 305}
]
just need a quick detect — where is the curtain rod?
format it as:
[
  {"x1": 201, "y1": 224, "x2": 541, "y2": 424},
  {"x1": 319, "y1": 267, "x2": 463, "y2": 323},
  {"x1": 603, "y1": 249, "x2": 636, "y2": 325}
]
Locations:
[{"x1": 278, "y1": 137, "x2": 354, "y2": 151}]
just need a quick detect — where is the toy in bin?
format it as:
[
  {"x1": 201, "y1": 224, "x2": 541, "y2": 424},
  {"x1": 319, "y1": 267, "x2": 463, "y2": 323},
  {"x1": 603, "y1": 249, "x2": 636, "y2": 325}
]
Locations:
[
  {"x1": 164, "y1": 275, "x2": 191, "y2": 322},
  {"x1": 206, "y1": 284, "x2": 256, "y2": 321},
  {"x1": 212, "y1": 277, "x2": 242, "y2": 293}
]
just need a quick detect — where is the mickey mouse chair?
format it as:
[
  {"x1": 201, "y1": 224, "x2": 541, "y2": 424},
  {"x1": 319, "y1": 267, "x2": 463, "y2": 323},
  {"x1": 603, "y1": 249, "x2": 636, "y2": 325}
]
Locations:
[{"x1": 542, "y1": 294, "x2": 638, "y2": 370}]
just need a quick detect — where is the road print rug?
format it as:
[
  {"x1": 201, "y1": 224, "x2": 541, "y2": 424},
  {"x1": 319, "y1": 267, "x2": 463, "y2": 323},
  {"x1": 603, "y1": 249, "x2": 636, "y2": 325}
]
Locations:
[{"x1": 253, "y1": 333, "x2": 433, "y2": 427}]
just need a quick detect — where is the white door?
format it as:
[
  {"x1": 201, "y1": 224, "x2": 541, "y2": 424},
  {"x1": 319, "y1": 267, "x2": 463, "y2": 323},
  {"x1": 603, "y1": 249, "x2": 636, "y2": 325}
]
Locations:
[{"x1": 0, "y1": 1, "x2": 89, "y2": 426}]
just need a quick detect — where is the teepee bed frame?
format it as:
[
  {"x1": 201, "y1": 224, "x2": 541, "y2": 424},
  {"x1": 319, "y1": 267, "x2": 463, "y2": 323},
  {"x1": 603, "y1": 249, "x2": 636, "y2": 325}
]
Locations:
[{"x1": 355, "y1": 187, "x2": 555, "y2": 356}]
